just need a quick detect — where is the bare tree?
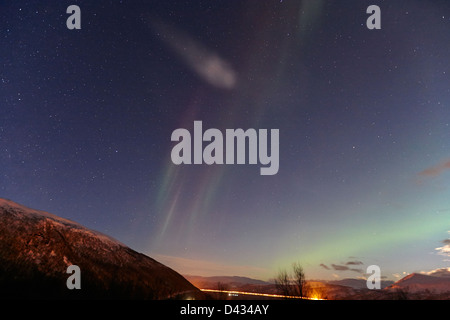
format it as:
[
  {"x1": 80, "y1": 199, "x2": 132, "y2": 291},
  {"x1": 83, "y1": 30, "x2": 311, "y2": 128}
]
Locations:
[
  {"x1": 275, "y1": 262, "x2": 308, "y2": 299},
  {"x1": 275, "y1": 269, "x2": 293, "y2": 297},
  {"x1": 292, "y1": 262, "x2": 308, "y2": 298}
]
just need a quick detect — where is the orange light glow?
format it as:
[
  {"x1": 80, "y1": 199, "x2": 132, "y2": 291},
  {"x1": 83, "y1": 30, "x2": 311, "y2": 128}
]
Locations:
[{"x1": 200, "y1": 289, "x2": 326, "y2": 300}]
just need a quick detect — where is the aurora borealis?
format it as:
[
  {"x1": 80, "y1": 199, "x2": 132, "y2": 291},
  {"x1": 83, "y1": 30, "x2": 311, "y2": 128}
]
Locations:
[{"x1": 1, "y1": 0, "x2": 449, "y2": 281}]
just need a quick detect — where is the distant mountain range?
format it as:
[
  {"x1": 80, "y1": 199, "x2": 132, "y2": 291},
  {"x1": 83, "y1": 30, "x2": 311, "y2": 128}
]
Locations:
[
  {"x1": 0, "y1": 198, "x2": 203, "y2": 299},
  {"x1": 185, "y1": 275, "x2": 272, "y2": 288},
  {"x1": 185, "y1": 270, "x2": 450, "y2": 300},
  {"x1": 326, "y1": 278, "x2": 394, "y2": 289}
]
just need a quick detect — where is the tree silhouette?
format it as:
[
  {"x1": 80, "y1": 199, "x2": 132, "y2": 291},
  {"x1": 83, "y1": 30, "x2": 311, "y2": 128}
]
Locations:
[{"x1": 275, "y1": 262, "x2": 309, "y2": 299}]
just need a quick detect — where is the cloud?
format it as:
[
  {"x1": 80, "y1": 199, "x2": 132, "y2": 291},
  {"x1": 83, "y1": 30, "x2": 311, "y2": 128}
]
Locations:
[
  {"x1": 319, "y1": 263, "x2": 330, "y2": 270},
  {"x1": 419, "y1": 160, "x2": 450, "y2": 177},
  {"x1": 393, "y1": 272, "x2": 410, "y2": 279},
  {"x1": 331, "y1": 264, "x2": 363, "y2": 274},
  {"x1": 421, "y1": 267, "x2": 450, "y2": 278},
  {"x1": 435, "y1": 241, "x2": 450, "y2": 259},
  {"x1": 331, "y1": 264, "x2": 349, "y2": 271},
  {"x1": 321, "y1": 260, "x2": 364, "y2": 274},
  {"x1": 346, "y1": 260, "x2": 363, "y2": 266},
  {"x1": 150, "y1": 18, "x2": 237, "y2": 89},
  {"x1": 434, "y1": 231, "x2": 450, "y2": 261}
]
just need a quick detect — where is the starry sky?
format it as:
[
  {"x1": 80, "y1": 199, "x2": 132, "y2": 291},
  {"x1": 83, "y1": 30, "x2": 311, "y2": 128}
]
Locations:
[{"x1": 1, "y1": 0, "x2": 450, "y2": 281}]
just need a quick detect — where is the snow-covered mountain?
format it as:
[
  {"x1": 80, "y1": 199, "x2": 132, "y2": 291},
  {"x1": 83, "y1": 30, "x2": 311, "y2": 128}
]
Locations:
[
  {"x1": 0, "y1": 198, "x2": 202, "y2": 299},
  {"x1": 386, "y1": 272, "x2": 450, "y2": 294}
]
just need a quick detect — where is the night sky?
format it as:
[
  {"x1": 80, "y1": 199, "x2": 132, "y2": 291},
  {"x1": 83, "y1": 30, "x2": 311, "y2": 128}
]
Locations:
[{"x1": 1, "y1": 0, "x2": 450, "y2": 281}]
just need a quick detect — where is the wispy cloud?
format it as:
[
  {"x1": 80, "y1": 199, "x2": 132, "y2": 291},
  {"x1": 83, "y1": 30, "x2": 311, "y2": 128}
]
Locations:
[
  {"x1": 421, "y1": 267, "x2": 450, "y2": 277},
  {"x1": 393, "y1": 272, "x2": 409, "y2": 279},
  {"x1": 150, "y1": 18, "x2": 237, "y2": 90},
  {"x1": 331, "y1": 264, "x2": 363, "y2": 273},
  {"x1": 320, "y1": 261, "x2": 363, "y2": 274},
  {"x1": 319, "y1": 263, "x2": 330, "y2": 270},
  {"x1": 346, "y1": 260, "x2": 363, "y2": 266},
  {"x1": 435, "y1": 231, "x2": 450, "y2": 260},
  {"x1": 331, "y1": 264, "x2": 349, "y2": 271},
  {"x1": 419, "y1": 160, "x2": 450, "y2": 177}
]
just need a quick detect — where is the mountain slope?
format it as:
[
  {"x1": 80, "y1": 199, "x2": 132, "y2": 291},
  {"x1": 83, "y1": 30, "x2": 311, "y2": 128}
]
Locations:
[
  {"x1": 0, "y1": 198, "x2": 202, "y2": 299},
  {"x1": 327, "y1": 278, "x2": 393, "y2": 289},
  {"x1": 386, "y1": 273, "x2": 450, "y2": 294}
]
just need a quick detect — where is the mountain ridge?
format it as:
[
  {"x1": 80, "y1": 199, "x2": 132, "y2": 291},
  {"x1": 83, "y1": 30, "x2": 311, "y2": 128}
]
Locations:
[
  {"x1": 184, "y1": 272, "x2": 450, "y2": 299},
  {"x1": 184, "y1": 275, "x2": 272, "y2": 288},
  {"x1": 0, "y1": 198, "x2": 203, "y2": 299},
  {"x1": 386, "y1": 272, "x2": 450, "y2": 294}
]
